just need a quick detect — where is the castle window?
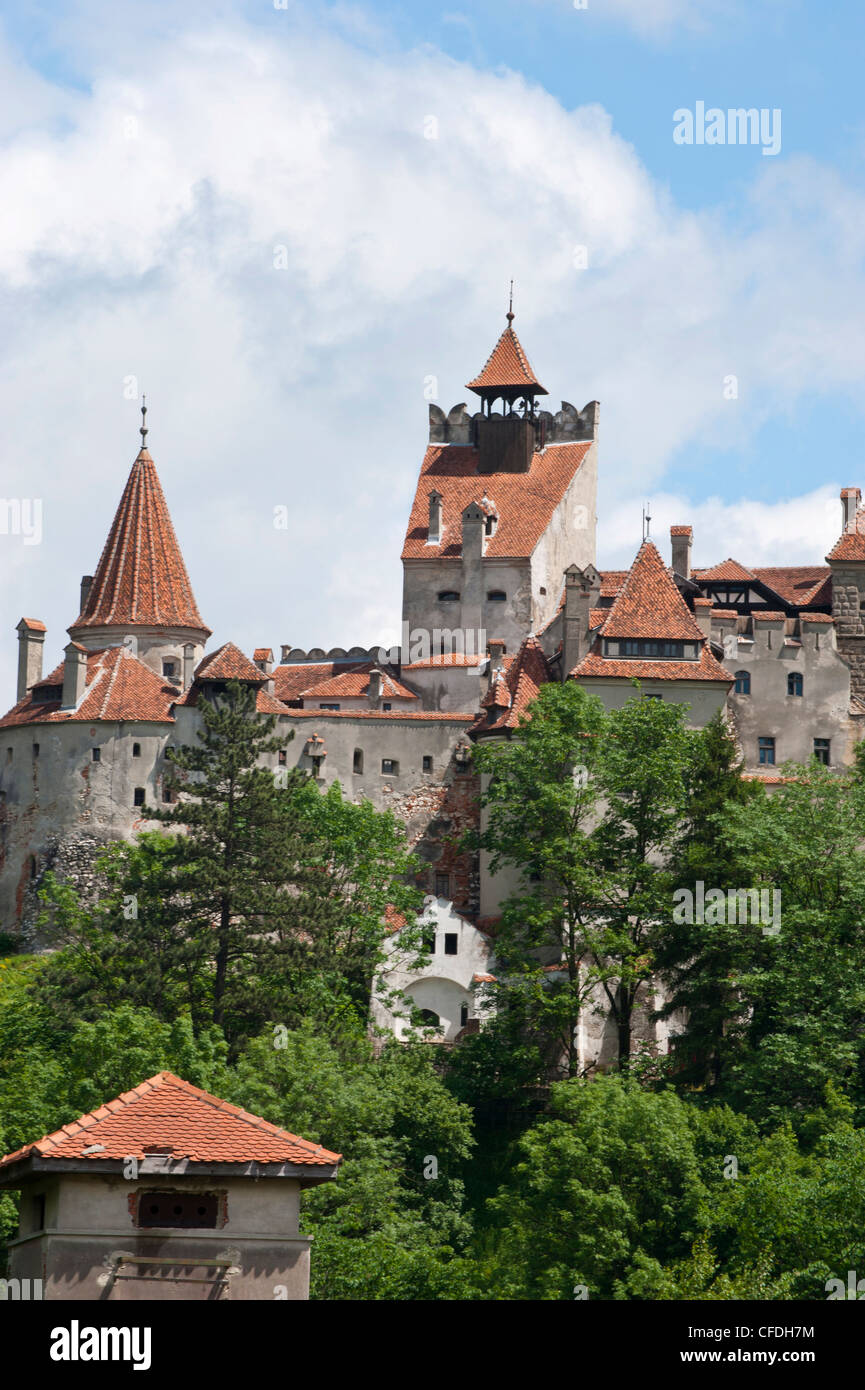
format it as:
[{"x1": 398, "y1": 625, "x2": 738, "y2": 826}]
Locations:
[
  {"x1": 444, "y1": 933, "x2": 458, "y2": 956},
  {"x1": 6, "y1": 748, "x2": 12, "y2": 762},
  {"x1": 319, "y1": 703, "x2": 340, "y2": 710},
  {"x1": 382, "y1": 758, "x2": 399, "y2": 776},
  {"x1": 734, "y1": 671, "x2": 751, "y2": 695},
  {"x1": 814, "y1": 738, "x2": 831, "y2": 766},
  {"x1": 460, "y1": 1003, "x2": 469, "y2": 1028},
  {"x1": 758, "y1": 737, "x2": 775, "y2": 766},
  {"x1": 540, "y1": 586, "x2": 547, "y2": 596},
  {"x1": 423, "y1": 928, "x2": 436, "y2": 954},
  {"x1": 418, "y1": 1009, "x2": 441, "y2": 1029},
  {"x1": 162, "y1": 781, "x2": 174, "y2": 803},
  {"x1": 620, "y1": 639, "x2": 687, "y2": 659},
  {"x1": 32, "y1": 743, "x2": 39, "y2": 758},
  {"x1": 137, "y1": 1192, "x2": 219, "y2": 1229},
  {"x1": 382, "y1": 702, "x2": 392, "y2": 711},
  {"x1": 422, "y1": 755, "x2": 433, "y2": 773},
  {"x1": 487, "y1": 590, "x2": 507, "y2": 602},
  {"x1": 92, "y1": 747, "x2": 101, "y2": 762},
  {"x1": 32, "y1": 1194, "x2": 45, "y2": 1232},
  {"x1": 162, "y1": 660, "x2": 179, "y2": 682},
  {"x1": 787, "y1": 672, "x2": 803, "y2": 697},
  {"x1": 642, "y1": 693, "x2": 662, "y2": 700},
  {"x1": 278, "y1": 749, "x2": 287, "y2": 765},
  {"x1": 133, "y1": 787, "x2": 145, "y2": 807},
  {"x1": 132, "y1": 743, "x2": 141, "y2": 757},
  {"x1": 311, "y1": 755, "x2": 323, "y2": 776},
  {"x1": 434, "y1": 871, "x2": 450, "y2": 896},
  {"x1": 437, "y1": 591, "x2": 460, "y2": 603},
  {"x1": 28, "y1": 855, "x2": 38, "y2": 881},
  {"x1": 353, "y1": 749, "x2": 364, "y2": 774}
]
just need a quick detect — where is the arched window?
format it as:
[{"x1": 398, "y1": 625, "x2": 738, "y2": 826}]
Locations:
[
  {"x1": 418, "y1": 1009, "x2": 441, "y2": 1028},
  {"x1": 787, "y1": 672, "x2": 803, "y2": 697},
  {"x1": 460, "y1": 1003, "x2": 469, "y2": 1027},
  {"x1": 437, "y1": 590, "x2": 460, "y2": 603},
  {"x1": 734, "y1": 670, "x2": 751, "y2": 695}
]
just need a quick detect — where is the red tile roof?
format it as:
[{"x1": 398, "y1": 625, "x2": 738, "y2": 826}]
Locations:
[
  {"x1": 302, "y1": 670, "x2": 418, "y2": 700},
  {"x1": 471, "y1": 635, "x2": 550, "y2": 734},
  {"x1": 402, "y1": 442, "x2": 591, "y2": 561},
  {"x1": 751, "y1": 566, "x2": 830, "y2": 606},
  {"x1": 0, "y1": 1072, "x2": 340, "y2": 1171},
  {"x1": 798, "y1": 612, "x2": 834, "y2": 623},
  {"x1": 572, "y1": 642, "x2": 734, "y2": 684},
  {"x1": 402, "y1": 653, "x2": 484, "y2": 669},
  {"x1": 752, "y1": 611, "x2": 786, "y2": 622},
  {"x1": 599, "y1": 570, "x2": 629, "y2": 597},
  {"x1": 283, "y1": 709, "x2": 476, "y2": 722},
  {"x1": 0, "y1": 646, "x2": 178, "y2": 728},
  {"x1": 253, "y1": 648, "x2": 273, "y2": 662},
  {"x1": 194, "y1": 643, "x2": 267, "y2": 683},
  {"x1": 465, "y1": 318, "x2": 547, "y2": 395},
  {"x1": 692, "y1": 558, "x2": 756, "y2": 583},
  {"x1": 599, "y1": 541, "x2": 705, "y2": 642},
  {"x1": 19, "y1": 617, "x2": 46, "y2": 631},
  {"x1": 670, "y1": 525, "x2": 692, "y2": 537},
  {"x1": 70, "y1": 449, "x2": 210, "y2": 638},
  {"x1": 827, "y1": 511, "x2": 865, "y2": 562}
]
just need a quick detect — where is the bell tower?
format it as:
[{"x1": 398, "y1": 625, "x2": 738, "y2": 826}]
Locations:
[{"x1": 465, "y1": 293, "x2": 549, "y2": 474}]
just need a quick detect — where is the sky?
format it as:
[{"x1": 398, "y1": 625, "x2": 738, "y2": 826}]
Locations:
[{"x1": 2, "y1": 0, "x2": 865, "y2": 692}]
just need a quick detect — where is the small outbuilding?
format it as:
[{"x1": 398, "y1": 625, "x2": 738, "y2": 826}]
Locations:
[{"x1": 0, "y1": 1071, "x2": 341, "y2": 1301}]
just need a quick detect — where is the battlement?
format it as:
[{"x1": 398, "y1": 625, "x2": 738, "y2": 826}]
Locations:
[
  {"x1": 428, "y1": 400, "x2": 599, "y2": 449},
  {"x1": 279, "y1": 645, "x2": 383, "y2": 665}
]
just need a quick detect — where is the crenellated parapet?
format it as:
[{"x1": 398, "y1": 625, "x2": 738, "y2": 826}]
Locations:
[{"x1": 428, "y1": 400, "x2": 599, "y2": 448}]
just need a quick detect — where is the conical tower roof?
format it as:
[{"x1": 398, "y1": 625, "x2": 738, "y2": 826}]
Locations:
[
  {"x1": 70, "y1": 445, "x2": 210, "y2": 638},
  {"x1": 466, "y1": 311, "x2": 547, "y2": 397}
]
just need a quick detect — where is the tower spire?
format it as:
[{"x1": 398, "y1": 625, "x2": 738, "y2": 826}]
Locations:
[{"x1": 139, "y1": 394, "x2": 148, "y2": 449}]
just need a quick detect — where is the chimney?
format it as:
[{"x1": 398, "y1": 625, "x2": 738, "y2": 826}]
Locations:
[
  {"x1": 61, "y1": 641, "x2": 88, "y2": 709},
  {"x1": 280, "y1": 644, "x2": 293, "y2": 664},
  {"x1": 428, "y1": 491, "x2": 443, "y2": 544},
  {"x1": 183, "y1": 643, "x2": 196, "y2": 689},
  {"x1": 693, "y1": 597, "x2": 713, "y2": 640},
  {"x1": 562, "y1": 564, "x2": 600, "y2": 678},
  {"x1": 671, "y1": 526, "x2": 692, "y2": 580},
  {"x1": 16, "y1": 618, "x2": 46, "y2": 701},
  {"x1": 79, "y1": 574, "x2": 94, "y2": 613},
  {"x1": 487, "y1": 638, "x2": 505, "y2": 671},
  {"x1": 841, "y1": 488, "x2": 861, "y2": 532},
  {"x1": 368, "y1": 668, "x2": 383, "y2": 705},
  {"x1": 461, "y1": 501, "x2": 486, "y2": 640}
]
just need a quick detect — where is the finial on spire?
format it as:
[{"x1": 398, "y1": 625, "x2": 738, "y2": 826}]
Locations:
[
  {"x1": 139, "y1": 394, "x2": 148, "y2": 448},
  {"x1": 642, "y1": 501, "x2": 652, "y2": 542},
  {"x1": 506, "y1": 279, "x2": 514, "y2": 323}
]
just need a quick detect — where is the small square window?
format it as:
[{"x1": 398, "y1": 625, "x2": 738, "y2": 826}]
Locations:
[
  {"x1": 444, "y1": 933, "x2": 458, "y2": 956},
  {"x1": 422, "y1": 755, "x2": 433, "y2": 773},
  {"x1": 434, "y1": 872, "x2": 450, "y2": 897},
  {"x1": 133, "y1": 787, "x2": 145, "y2": 807},
  {"x1": 92, "y1": 747, "x2": 101, "y2": 762},
  {"x1": 278, "y1": 749, "x2": 287, "y2": 765},
  {"x1": 382, "y1": 702, "x2": 392, "y2": 711},
  {"x1": 382, "y1": 758, "x2": 399, "y2": 776},
  {"x1": 162, "y1": 660, "x2": 179, "y2": 681},
  {"x1": 132, "y1": 742, "x2": 141, "y2": 757},
  {"x1": 758, "y1": 737, "x2": 775, "y2": 766}
]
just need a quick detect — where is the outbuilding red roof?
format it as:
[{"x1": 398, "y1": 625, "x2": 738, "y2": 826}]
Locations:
[
  {"x1": 70, "y1": 449, "x2": 210, "y2": 639},
  {"x1": 0, "y1": 1072, "x2": 340, "y2": 1171},
  {"x1": 600, "y1": 541, "x2": 705, "y2": 642},
  {"x1": 471, "y1": 635, "x2": 550, "y2": 735}
]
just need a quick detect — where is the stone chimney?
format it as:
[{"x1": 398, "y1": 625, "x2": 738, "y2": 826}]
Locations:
[
  {"x1": 183, "y1": 643, "x2": 196, "y2": 689},
  {"x1": 61, "y1": 641, "x2": 88, "y2": 709},
  {"x1": 280, "y1": 644, "x2": 293, "y2": 664},
  {"x1": 562, "y1": 563, "x2": 600, "y2": 678},
  {"x1": 79, "y1": 574, "x2": 94, "y2": 613},
  {"x1": 671, "y1": 525, "x2": 692, "y2": 580},
  {"x1": 487, "y1": 638, "x2": 506, "y2": 672},
  {"x1": 16, "y1": 618, "x2": 46, "y2": 701},
  {"x1": 693, "y1": 597, "x2": 713, "y2": 640},
  {"x1": 461, "y1": 501, "x2": 486, "y2": 639},
  {"x1": 428, "y1": 491, "x2": 443, "y2": 544},
  {"x1": 367, "y1": 669, "x2": 383, "y2": 705},
  {"x1": 841, "y1": 488, "x2": 861, "y2": 531}
]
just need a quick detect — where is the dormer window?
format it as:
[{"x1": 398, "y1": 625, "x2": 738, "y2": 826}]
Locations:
[
  {"x1": 603, "y1": 639, "x2": 696, "y2": 661},
  {"x1": 437, "y1": 591, "x2": 460, "y2": 603}
]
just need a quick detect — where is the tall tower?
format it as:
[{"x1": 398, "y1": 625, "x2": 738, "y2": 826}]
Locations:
[
  {"x1": 400, "y1": 307, "x2": 599, "y2": 709},
  {"x1": 68, "y1": 405, "x2": 211, "y2": 682}
]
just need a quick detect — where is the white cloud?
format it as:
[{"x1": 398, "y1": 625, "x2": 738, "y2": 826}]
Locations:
[{"x1": 0, "y1": 4, "x2": 863, "y2": 701}]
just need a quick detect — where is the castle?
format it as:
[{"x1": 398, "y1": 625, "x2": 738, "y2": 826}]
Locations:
[{"x1": 3, "y1": 307, "x2": 864, "y2": 1063}]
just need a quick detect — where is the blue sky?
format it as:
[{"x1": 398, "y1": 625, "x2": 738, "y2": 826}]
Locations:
[{"x1": 1, "y1": 0, "x2": 865, "y2": 692}]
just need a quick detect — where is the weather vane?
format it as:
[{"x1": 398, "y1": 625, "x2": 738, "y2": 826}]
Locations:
[
  {"x1": 507, "y1": 279, "x2": 514, "y2": 323},
  {"x1": 139, "y1": 394, "x2": 148, "y2": 447},
  {"x1": 642, "y1": 501, "x2": 652, "y2": 541}
]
